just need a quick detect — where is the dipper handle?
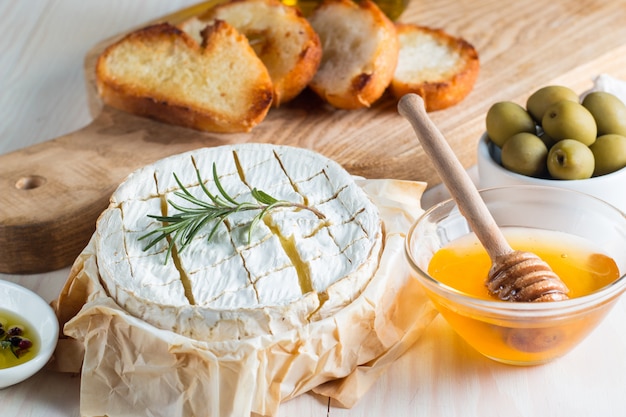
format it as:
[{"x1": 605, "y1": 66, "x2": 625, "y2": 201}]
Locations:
[{"x1": 397, "y1": 93, "x2": 512, "y2": 261}]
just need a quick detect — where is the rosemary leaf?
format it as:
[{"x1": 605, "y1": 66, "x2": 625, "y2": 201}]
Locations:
[
  {"x1": 251, "y1": 188, "x2": 280, "y2": 205},
  {"x1": 139, "y1": 163, "x2": 325, "y2": 263},
  {"x1": 212, "y1": 163, "x2": 239, "y2": 205}
]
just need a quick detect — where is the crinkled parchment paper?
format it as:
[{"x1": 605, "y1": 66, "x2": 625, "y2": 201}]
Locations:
[
  {"x1": 51, "y1": 178, "x2": 437, "y2": 417},
  {"x1": 583, "y1": 73, "x2": 626, "y2": 103}
]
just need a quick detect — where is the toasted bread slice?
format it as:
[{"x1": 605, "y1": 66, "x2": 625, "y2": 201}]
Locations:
[
  {"x1": 95, "y1": 21, "x2": 273, "y2": 133},
  {"x1": 390, "y1": 24, "x2": 479, "y2": 111},
  {"x1": 307, "y1": 0, "x2": 399, "y2": 110},
  {"x1": 180, "y1": 0, "x2": 322, "y2": 107}
]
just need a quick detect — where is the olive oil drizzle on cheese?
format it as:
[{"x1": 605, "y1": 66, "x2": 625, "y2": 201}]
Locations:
[
  {"x1": 237, "y1": 150, "x2": 332, "y2": 308},
  {"x1": 232, "y1": 150, "x2": 246, "y2": 186},
  {"x1": 156, "y1": 176, "x2": 196, "y2": 306},
  {"x1": 142, "y1": 152, "x2": 332, "y2": 309},
  {"x1": 263, "y1": 218, "x2": 314, "y2": 295},
  {"x1": 234, "y1": 150, "x2": 315, "y2": 297},
  {"x1": 270, "y1": 155, "x2": 334, "y2": 311},
  {"x1": 272, "y1": 149, "x2": 310, "y2": 208}
]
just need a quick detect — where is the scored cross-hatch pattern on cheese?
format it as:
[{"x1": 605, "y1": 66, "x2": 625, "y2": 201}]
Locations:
[{"x1": 95, "y1": 144, "x2": 383, "y2": 341}]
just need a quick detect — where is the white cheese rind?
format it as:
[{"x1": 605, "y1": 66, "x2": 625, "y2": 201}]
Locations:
[{"x1": 96, "y1": 144, "x2": 383, "y2": 341}]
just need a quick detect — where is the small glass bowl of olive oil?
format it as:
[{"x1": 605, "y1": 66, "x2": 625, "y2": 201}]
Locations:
[
  {"x1": 0, "y1": 280, "x2": 59, "y2": 389},
  {"x1": 405, "y1": 185, "x2": 626, "y2": 366}
]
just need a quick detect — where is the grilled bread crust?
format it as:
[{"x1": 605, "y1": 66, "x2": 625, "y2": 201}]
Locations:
[
  {"x1": 95, "y1": 21, "x2": 273, "y2": 133},
  {"x1": 180, "y1": 0, "x2": 322, "y2": 107},
  {"x1": 390, "y1": 24, "x2": 479, "y2": 111},
  {"x1": 307, "y1": 0, "x2": 399, "y2": 110}
]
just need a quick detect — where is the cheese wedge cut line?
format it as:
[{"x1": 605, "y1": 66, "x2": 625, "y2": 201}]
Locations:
[{"x1": 96, "y1": 144, "x2": 383, "y2": 341}]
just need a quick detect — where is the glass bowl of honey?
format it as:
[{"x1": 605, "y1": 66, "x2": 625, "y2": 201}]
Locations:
[{"x1": 405, "y1": 185, "x2": 626, "y2": 366}]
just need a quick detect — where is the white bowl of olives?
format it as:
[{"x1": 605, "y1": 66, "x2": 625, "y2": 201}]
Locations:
[
  {"x1": 478, "y1": 83, "x2": 626, "y2": 213},
  {"x1": 0, "y1": 280, "x2": 59, "y2": 389}
]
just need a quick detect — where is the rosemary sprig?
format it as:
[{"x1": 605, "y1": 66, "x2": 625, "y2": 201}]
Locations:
[{"x1": 139, "y1": 163, "x2": 325, "y2": 262}]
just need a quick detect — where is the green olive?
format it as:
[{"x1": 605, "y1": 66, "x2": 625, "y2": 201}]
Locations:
[
  {"x1": 589, "y1": 134, "x2": 626, "y2": 176},
  {"x1": 501, "y1": 132, "x2": 548, "y2": 177},
  {"x1": 582, "y1": 91, "x2": 626, "y2": 136},
  {"x1": 538, "y1": 130, "x2": 557, "y2": 149},
  {"x1": 547, "y1": 139, "x2": 595, "y2": 180},
  {"x1": 486, "y1": 101, "x2": 536, "y2": 148},
  {"x1": 542, "y1": 101, "x2": 597, "y2": 146},
  {"x1": 526, "y1": 85, "x2": 579, "y2": 122}
]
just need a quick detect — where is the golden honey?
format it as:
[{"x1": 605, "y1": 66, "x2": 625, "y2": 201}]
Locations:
[{"x1": 425, "y1": 227, "x2": 621, "y2": 365}]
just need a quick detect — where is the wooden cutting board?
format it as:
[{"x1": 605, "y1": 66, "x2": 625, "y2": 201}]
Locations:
[{"x1": 2, "y1": 0, "x2": 626, "y2": 274}]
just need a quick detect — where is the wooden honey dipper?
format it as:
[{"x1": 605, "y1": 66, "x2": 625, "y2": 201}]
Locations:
[{"x1": 398, "y1": 94, "x2": 569, "y2": 302}]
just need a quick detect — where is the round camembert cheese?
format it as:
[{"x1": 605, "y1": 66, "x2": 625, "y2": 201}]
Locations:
[{"x1": 95, "y1": 144, "x2": 383, "y2": 341}]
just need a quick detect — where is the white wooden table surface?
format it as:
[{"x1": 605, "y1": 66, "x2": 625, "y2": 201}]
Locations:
[{"x1": 2, "y1": 1, "x2": 626, "y2": 416}]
